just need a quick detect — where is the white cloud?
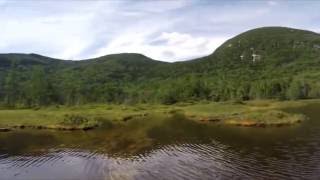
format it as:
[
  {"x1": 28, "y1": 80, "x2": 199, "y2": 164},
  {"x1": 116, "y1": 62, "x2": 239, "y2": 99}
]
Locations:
[
  {"x1": 0, "y1": 1, "x2": 319, "y2": 62},
  {"x1": 124, "y1": 0, "x2": 188, "y2": 13},
  {"x1": 94, "y1": 31, "x2": 227, "y2": 62},
  {"x1": 267, "y1": 1, "x2": 278, "y2": 6},
  {"x1": 0, "y1": 0, "x2": 6, "y2": 5},
  {"x1": 0, "y1": 1, "x2": 101, "y2": 59}
]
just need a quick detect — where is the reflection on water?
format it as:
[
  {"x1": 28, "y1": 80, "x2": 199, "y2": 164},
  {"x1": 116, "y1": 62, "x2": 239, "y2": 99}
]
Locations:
[{"x1": 1, "y1": 104, "x2": 320, "y2": 179}]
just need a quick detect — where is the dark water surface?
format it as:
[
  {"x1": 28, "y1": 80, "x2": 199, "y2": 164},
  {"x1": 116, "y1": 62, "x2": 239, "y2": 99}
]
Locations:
[{"x1": 1, "y1": 104, "x2": 320, "y2": 179}]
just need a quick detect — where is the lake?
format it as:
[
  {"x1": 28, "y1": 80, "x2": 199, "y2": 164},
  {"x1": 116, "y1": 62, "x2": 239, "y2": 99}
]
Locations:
[{"x1": 1, "y1": 103, "x2": 320, "y2": 179}]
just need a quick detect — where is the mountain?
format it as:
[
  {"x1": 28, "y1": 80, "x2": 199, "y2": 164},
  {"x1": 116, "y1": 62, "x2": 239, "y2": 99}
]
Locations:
[
  {"x1": 190, "y1": 27, "x2": 320, "y2": 96},
  {"x1": 212, "y1": 26, "x2": 320, "y2": 67},
  {"x1": 1, "y1": 26, "x2": 320, "y2": 106},
  {"x1": 64, "y1": 53, "x2": 169, "y2": 81}
]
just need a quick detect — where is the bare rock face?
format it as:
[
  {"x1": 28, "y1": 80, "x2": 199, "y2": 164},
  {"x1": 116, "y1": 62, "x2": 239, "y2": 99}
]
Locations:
[{"x1": 314, "y1": 44, "x2": 320, "y2": 49}]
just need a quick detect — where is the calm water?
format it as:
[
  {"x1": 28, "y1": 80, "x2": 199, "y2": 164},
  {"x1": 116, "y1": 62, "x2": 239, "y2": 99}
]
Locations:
[{"x1": 1, "y1": 104, "x2": 320, "y2": 179}]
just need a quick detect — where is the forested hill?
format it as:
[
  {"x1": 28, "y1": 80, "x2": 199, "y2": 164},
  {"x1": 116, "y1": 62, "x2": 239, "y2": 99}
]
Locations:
[{"x1": 1, "y1": 26, "x2": 320, "y2": 107}]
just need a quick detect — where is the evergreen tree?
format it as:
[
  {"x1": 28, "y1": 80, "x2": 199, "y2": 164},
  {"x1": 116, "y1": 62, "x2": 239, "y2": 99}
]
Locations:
[
  {"x1": 4, "y1": 61, "x2": 20, "y2": 106},
  {"x1": 26, "y1": 66, "x2": 51, "y2": 106}
]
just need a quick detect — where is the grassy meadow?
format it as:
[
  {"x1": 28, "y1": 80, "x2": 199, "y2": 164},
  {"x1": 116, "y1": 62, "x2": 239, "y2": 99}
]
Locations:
[{"x1": 0, "y1": 99, "x2": 316, "y2": 131}]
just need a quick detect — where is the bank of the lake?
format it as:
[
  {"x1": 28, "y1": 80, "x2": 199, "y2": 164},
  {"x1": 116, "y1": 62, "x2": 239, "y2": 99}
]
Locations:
[
  {"x1": 0, "y1": 99, "x2": 315, "y2": 131},
  {"x1": 2, "y1": 100, "x2": 320, "y2": 179}
]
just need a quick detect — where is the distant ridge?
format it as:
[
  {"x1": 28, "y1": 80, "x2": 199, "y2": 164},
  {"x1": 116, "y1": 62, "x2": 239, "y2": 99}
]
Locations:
[{"x1": 1, "y1": 26, "x2": 320, "y2": 106}]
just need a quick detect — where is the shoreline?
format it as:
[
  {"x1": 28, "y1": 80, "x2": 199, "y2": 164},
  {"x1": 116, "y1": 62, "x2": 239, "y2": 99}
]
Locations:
[{"x1": 0, "y1": 99, "x2": 316, "y2": 132}]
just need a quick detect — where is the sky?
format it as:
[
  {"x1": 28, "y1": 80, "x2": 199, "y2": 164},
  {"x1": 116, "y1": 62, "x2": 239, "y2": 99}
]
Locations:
[{"x1": 0, "y1": 0, "x2": 320, "y2": 62}]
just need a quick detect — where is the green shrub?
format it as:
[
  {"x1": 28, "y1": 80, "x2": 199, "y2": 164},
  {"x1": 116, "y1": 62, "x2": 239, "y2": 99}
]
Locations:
[{"x1": 62, "y1": 114, "x2": 89, "y2": 125}]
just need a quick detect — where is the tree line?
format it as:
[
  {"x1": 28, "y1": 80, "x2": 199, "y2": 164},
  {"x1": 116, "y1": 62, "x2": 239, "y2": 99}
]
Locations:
[{"x1": 1, "y1": 62, "x2": 319, "y2": 108}]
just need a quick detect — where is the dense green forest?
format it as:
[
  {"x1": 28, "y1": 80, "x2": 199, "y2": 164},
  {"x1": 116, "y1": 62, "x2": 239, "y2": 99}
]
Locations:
[{"x1": 1, "y1": 27, "x2": 320, "y2": 107}]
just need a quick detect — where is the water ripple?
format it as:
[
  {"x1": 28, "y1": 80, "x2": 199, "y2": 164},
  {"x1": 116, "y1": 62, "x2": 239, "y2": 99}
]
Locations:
[{"x1": 1, "y1": 104, "x2": 320, "y2": 179}]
